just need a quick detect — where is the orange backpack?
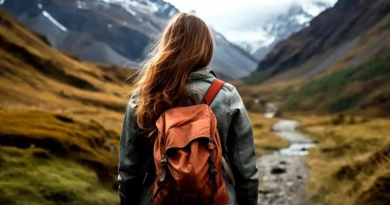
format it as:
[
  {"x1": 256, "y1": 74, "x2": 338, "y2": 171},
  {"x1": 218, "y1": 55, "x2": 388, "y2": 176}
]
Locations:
[{"x1": 151, "y1": 79, "x2": 230, "y2": 205}]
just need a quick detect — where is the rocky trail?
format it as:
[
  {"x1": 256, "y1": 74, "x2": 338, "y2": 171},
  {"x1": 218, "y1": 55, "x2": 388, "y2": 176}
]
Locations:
[{"x1": 257, "y1": 119, "x2": 316, "y2": 205}]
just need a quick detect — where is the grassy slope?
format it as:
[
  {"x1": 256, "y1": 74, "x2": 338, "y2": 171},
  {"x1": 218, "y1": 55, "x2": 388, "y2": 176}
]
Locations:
[
  {"x1": 295, "y1": 115, "x2": 390, "y2": 205},
  {"x1": 0, "y1": 8, "x2": 138, "y2": 205},
  {"x1": 281, "y1": 57, "x2": 390, "y2": 116},
  {"x1": 0, "y1": 146, "x2": 118, "y2": 205},
  {"x1": 0, "y1": 8, "x2": 136, "y2": 130}
]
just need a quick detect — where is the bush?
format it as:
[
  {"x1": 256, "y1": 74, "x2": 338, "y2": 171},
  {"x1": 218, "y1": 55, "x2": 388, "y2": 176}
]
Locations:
[{"x1": 330, "y1": 113, "x2": 345, "y2": 125}]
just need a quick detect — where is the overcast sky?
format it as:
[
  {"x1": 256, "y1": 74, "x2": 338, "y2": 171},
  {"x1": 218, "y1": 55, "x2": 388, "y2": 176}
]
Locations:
[{"x1": 165, "y1": 0, "x2": 338, "y2": 33}]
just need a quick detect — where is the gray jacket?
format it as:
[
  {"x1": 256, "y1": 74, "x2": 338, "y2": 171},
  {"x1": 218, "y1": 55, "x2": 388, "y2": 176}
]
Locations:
[{"x1": 118, "y1": 68, "x2": 259, "y2": 205}]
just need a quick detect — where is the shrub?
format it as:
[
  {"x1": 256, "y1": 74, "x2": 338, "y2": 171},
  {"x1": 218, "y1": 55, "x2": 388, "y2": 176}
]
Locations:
[{"x1": 330, "y1": 113, "x2": 345, "y2": 125}]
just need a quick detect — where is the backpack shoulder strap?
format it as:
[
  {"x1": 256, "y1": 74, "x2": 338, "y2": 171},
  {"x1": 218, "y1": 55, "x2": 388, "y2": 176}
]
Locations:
[{"x1": 205, "y1": 79, "x2": 225, "y2": 106}]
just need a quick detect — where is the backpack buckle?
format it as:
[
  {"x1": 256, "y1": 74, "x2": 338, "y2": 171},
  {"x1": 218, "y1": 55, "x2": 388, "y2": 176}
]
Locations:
[
  {"x1": 210, "y1": 168, "x2": 217, "y2": 175},
  {"x1": 210, "y1": 163, "x2": 217, "y2": 176},
  {"x1": 160, "y1": 154, "x2": 168, "y2": 166}
]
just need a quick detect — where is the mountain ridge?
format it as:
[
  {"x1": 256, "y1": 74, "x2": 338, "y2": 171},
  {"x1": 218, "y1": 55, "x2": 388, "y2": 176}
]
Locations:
[
  {"x1": 243, "y1": 0, "x2": 390, "y2": 85},
  {"x1": 232, "y1": 0, "x2": 335, "y2": 60},
  {"x1": 1, "y1": 0, "x2": 257, "y2": 80}
]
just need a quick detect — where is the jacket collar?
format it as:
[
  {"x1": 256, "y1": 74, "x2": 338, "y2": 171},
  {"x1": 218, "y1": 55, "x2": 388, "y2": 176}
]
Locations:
[{"x1": 188, "y1": 67, "x2": 218, "y2": 80}]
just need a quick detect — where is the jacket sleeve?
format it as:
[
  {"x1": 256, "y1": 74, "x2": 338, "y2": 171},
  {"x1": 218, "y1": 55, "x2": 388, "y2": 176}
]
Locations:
[
  {"x1": 227, "y1": 86, "x2": 259, "y2": 205},
  {"x1": 118, "y1": 94, "x2": 143, "y2": 205}
]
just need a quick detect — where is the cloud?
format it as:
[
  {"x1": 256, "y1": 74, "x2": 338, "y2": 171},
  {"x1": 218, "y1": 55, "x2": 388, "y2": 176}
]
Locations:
[{"x1": 166, "y1": 0, "x2": 338, "y2": 32}]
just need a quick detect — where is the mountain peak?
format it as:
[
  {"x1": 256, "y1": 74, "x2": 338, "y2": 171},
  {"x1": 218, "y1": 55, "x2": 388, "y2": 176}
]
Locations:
[
  {"x1": 2, "y1": 0, "x2": 257, "y2": 80},
  {"x1": 99, "y1": 0, "x2": 179, "y2": 19},
  {"x1": 233, "y1": 0, "x2": 335, "y2": 59}
]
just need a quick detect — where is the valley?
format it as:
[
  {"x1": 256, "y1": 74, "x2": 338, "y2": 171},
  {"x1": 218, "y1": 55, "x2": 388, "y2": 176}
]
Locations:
[
  {"x1": 237, "y1": 0, "x2": 390, "y2": 204},
  {"x1": 0, "y1": 0, "x2": 390, "y2": 204}
]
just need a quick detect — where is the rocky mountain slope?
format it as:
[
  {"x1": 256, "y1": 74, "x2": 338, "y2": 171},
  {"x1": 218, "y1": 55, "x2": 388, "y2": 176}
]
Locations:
[
  {"x1": 233, "y1": 0, "x2": 335, "y2": 60},
  {"x1": 1, "y1": 0, "x2": 257, "y2": 80},
  {"x1": 244, "y1": 0, "x2": 390, "y2": 85},
  {"x1": 235, "y1": 0, "x2": 390, "y2": 117},
  {"x1": 0, "y1": 8, "x2": 136, "y2": 204}
]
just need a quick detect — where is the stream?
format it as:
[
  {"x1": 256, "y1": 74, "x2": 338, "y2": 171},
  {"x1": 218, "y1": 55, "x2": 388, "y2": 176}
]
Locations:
[{"x1": 257, "y1": 106, "x2": 316, "y2": 205}]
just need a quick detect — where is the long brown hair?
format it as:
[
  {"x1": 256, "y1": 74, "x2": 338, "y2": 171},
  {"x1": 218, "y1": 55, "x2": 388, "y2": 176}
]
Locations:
[{"x1": 132, "y1": 12, "x2": 214, "y2": 137}]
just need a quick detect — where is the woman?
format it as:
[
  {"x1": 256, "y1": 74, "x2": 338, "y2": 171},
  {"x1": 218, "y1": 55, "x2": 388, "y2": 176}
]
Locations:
[{"x1": 118, "y1": 12, "x2": 258, "y2": 205}]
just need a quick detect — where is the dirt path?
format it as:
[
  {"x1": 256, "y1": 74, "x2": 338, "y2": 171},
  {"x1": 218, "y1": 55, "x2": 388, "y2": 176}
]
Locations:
[{"x1": 257, "y1": 120, "x2": 316, "y2": 205}]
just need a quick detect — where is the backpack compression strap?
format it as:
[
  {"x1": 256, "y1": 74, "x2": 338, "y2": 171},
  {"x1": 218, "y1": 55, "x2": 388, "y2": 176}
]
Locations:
[{"x1": 205, "y1": 79, "x2": 225, "y2": 106}]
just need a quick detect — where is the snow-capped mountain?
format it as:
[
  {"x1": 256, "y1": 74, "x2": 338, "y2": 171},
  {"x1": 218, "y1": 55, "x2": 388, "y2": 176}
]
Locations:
[
  {"x1": 0, "y1": 0, "x2": 257, "y2": 80},
  {"x1": 99, "y1": 0, "x2": 179, "y2": 19},
  {"x1": 233, "y1": 0, "x2": 336, "y2": 60}
]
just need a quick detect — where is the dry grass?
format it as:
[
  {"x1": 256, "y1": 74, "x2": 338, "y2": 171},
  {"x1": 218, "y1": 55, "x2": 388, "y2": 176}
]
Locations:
[
  {"x1": 0, "y1": 109, "x2": 119, "y2": 183},
  {"x1": 295, "y1": 115, "x2": 390, "y2": 205},
  {"x1": 0, "y1": 7, "x2": 140, "y2": 133},
  {"x1": 0, "y1": 9, "x2": 137, "y2": 204},
  {"x1": 248, "y1": 113, "x2": 289, "y2": 156},
  {"x1": 0, "y1": 8, "x2": 135, "y2": 122}
]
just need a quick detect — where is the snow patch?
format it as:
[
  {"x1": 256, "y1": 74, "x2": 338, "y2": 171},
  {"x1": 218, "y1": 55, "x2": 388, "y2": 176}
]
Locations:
[
  {"x1": 108, "y1": 23, "x2": 113, "y2": 28},
  {"x1": 129, "y1": 0, "x2": 157, "y2": 12},
  {"x1": 301, "y1": 2, "x2": 328, "y2": 17},
  {"x1": 161, "y1": 3, "x2": 170, "y2": 11},
  {"x1": 146, "y1": 1, "x2": 160, "y2": 12},
  {"x1": 76, "y1": 1, "x2": 88, "y2": 9},
  {"x1": 168, "y1": 9, "x2": 176, "y2": 17},
  {"x1": 38, "y1": 3, "x2": 42, "y2": 9},
  {"x1": 98, "y1": 0, "x2": 175, "y2": 16},
  {"x1": 260, "y1": 36, "x2": 276, "y2": 47},
  {"x1": 124, "y1": 7, "x2": 137, "y2": 16},
  {"x1": 295, "y1": 14, "x2": 311, "y2": 24},
  {"x1": 225, "y1": 0, "x2": 335, "y2": 53},
  {"x1": 42, "y1": 10, "x2": 68, "y2": 32},
  {"x1": 0, "y1": 0, "x2": 5, "y2": 5}
]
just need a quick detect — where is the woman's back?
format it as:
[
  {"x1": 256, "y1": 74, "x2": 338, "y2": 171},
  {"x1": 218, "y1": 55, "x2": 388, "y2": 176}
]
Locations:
[
  {"x1": 118, "y1": 12, "x2": 258, "y2": 205},
  {"x1": 184, "y1": 68, "x2": 259, "y2": 205}
]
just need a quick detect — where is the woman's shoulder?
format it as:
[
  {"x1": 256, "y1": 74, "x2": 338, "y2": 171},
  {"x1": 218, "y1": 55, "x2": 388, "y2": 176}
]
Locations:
[
  {"x1": 220, "y1": 81, "x2": 236, "y2": 92},
  {"x1": 124, "y1": 89, "x2": 139, "y2": 115},
  {"x1": 217, "y1": 81, "x2": 240, "y2": 101}
]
